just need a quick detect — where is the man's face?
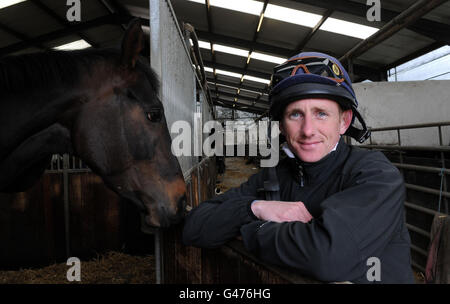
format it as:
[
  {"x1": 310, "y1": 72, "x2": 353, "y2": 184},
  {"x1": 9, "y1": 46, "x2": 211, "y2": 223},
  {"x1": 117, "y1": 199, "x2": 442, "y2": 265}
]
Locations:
[{"x1": 280, "y1": 98, "x2": 352, "y2": 163}]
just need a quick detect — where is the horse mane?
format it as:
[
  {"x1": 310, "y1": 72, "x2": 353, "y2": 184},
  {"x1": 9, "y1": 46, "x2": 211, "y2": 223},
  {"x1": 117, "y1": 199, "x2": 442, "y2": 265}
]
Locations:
[{"x1": 0, "y1": 48, "x2": 159, "y2": 97}]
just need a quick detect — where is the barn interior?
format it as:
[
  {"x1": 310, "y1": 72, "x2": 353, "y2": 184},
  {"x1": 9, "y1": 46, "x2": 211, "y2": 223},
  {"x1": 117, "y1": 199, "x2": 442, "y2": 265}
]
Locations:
[{"x1": 0, "y1": 0, "x2": 449, "y2": 284}]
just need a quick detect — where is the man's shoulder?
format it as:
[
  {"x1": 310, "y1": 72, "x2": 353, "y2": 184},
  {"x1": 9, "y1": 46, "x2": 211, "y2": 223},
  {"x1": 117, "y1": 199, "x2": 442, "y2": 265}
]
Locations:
[{"x1": 346, "y1": 144, "x2": 397, "y2": 171}]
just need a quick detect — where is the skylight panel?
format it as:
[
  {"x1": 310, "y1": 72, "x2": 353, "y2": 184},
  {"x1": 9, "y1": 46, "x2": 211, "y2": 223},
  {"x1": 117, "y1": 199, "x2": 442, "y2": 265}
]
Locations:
[
  {"x1": 188, "y1": 0, "x2": 263, "y2": 16},
  {"x1": 215, "y1": 69, "x2": 243, "y2": 79},
  {"x1": 198, "y1": 40, "x2": 212, "y2": 49},
  {"x1": 251, "y1": 52, "x2": 286, "y2": 64},
  {"x1": 54, "y1": 40, "x2": 91, "y2": 50},
  {"x1": 190, "y1": 1, "x2": 378, "y2": 40},
  {"x1": 320, "y1": 18, "x2": 378, "y2": 39},
  {"x1": 0, "y1": 0, "x2": 26, "y2": 10},
  {"x1": 244, "y1": 75, "x2": 270, "y2": 84},
  {"x1": 214, "y1": 44, "x2": 249, "y2": 58},
  {"x1": 264, "y1": 4, "x2": 322, "y2": 28}
]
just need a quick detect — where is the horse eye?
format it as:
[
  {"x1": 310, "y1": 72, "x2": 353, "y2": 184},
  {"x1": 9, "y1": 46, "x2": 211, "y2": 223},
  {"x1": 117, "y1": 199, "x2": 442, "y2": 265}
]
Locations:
[{"x1": 147, "y1": 109, "x2": 162, "y2": 122}]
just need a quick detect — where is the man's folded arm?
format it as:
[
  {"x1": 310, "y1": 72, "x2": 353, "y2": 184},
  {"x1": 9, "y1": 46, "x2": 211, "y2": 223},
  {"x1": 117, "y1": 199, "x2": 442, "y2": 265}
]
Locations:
[
  {"x1": 182, "y1": 170, "x2": 264, "y2": 248},
  {"x1": 240, "y1": 156, "x2": 406, "y2": 282}
]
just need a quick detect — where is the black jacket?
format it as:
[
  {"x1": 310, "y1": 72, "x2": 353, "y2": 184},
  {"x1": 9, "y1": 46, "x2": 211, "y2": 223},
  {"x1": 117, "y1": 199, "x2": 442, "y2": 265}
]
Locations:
[{"x1": 183, "y1": 138, "x2": 414, "y2": 283}]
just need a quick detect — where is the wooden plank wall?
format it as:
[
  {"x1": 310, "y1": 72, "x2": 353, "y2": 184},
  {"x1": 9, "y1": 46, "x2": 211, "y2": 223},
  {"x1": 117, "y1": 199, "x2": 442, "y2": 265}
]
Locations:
[{"x1": 0, "y1": 171, "x2": 138, "y2": 269}]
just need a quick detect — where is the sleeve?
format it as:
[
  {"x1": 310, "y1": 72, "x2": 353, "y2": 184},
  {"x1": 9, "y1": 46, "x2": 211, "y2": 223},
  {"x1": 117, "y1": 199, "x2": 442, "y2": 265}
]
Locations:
[
  {"x1": 182, "y1": 169, "x2": 264, "y2": 248},
  {"x1": 240, "y1": 152, "x2": 406, "y2": 282}
]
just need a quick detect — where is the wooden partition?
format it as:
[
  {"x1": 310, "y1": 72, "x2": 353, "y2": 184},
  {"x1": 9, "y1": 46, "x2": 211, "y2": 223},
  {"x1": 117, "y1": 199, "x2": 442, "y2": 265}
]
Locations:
[{"x1": 0, "y1": 169, "x2": 142, "y2": 268}]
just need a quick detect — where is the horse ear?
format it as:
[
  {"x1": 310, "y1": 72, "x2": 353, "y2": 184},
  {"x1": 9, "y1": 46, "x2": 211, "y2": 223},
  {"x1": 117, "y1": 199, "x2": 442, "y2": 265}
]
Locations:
[{"x1": 121, "y1": 18, "x2": 145, "y2": 69}]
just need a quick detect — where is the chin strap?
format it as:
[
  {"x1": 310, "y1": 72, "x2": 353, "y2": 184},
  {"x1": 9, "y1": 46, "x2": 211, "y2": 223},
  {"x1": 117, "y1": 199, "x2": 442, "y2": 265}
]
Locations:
[{"x1": 346, "y1": 108, "x2": 371, "y2": 143}]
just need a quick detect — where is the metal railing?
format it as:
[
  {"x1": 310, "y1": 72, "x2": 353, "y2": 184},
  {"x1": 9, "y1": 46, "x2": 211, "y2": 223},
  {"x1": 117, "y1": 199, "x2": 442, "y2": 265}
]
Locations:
[{"x1": 356, "y1": 121, "x2": 450, "y2": 272}]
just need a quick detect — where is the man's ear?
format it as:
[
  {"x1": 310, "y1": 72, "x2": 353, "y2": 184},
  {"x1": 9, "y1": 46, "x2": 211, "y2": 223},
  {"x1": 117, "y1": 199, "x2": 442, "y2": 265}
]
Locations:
[
  {"x1": 121, "y1": 18, "x2": 145, "y2": 69},
  {"x1": 339, "y1": 109, "x2": 353, "y2": 135}
]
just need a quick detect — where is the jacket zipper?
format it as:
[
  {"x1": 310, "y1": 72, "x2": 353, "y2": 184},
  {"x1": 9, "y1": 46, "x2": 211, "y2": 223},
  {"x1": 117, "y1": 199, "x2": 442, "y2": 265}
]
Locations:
[{"x1": 296, "y1": 161, "x2": 305, "y2": 187}]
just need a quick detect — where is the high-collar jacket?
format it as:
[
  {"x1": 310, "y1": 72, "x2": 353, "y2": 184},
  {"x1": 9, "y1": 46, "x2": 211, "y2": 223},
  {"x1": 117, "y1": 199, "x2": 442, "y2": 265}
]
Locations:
[{"x1": 183, "y1": 138, "x2": 415, "y2": 283}]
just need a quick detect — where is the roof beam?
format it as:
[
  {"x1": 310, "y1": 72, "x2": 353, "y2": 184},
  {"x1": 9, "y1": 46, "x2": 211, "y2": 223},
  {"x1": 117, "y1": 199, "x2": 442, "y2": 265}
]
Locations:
[
  {"x1": 291, "y1": 0, "x2": 450, "y2": 45},
  {"x1": 340, "y1": 0, "x2": 449, "y2": 63},
  {"x1": 384, "y1": 41, "x2": 446, "y2": 71},
  {"x1": 212, "y1": 90, "x2": 269, "y2": 107},
  {"x1": 0, "y1": 22, "x2": 46, "y2": 51},
  {"x1": 200, "y1": 34, "x2": 383, "y2": 82},
  {"x1": 29, "y1": 0, "x2": 99, "y2": 48},
  {"x1": 204, "y1": 60, "x2": 271, "y2": 80},
  {"x1": 213, "y1": 98, "x2": 266, "y2": 114},
  {"x1": 196, "y1": 29, "x2": 293, "y2": 57},
  {"x1": 235, "y1": 0, "x2": 269, "y2": 103},
  {"x1": 204, "y1": 0, "x2": 220, "y2": 98},
  {"x1": 206, "y1": 77, "x2": 268, "y2": 94},
  {"x1": 294, "y1": 9, "x2": 333, "y2": 53},
  {"x1": 98, "y1": 0, "x2": 130, "y2": 30},
  {"x1": 0, "y1": 14, "x2": 131, "y2": 56}
]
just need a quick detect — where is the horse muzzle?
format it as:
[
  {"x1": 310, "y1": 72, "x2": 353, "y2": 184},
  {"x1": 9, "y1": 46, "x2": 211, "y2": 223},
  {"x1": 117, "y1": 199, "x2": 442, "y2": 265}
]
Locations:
[{"x1": 143, "y1": 193, "x2": 187, "y2": 228}]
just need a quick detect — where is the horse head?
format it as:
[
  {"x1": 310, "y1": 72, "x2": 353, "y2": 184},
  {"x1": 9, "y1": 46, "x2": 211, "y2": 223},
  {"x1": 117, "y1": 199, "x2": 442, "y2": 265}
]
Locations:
[{"x1": 70, "y1": 20, "x2": 186, "y2": 227}]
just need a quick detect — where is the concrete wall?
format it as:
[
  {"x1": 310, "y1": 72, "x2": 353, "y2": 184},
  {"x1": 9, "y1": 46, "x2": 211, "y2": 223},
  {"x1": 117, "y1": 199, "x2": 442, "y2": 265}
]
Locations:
[{"x1": 352, "y1": 80, "x2": 450, "y2": 146}]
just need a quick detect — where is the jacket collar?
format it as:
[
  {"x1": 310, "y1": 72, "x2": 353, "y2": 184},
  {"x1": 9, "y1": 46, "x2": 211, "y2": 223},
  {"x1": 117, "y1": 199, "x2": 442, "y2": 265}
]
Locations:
[{"x1": 282, "y1": 137, "x2": 349, "y2": 187}]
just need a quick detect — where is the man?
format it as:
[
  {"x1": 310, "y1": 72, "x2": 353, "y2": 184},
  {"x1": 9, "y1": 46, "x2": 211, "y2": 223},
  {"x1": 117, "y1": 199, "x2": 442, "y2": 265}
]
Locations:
[{"x1": 183, "y1": 52, "x2": 414, "y2": 283}]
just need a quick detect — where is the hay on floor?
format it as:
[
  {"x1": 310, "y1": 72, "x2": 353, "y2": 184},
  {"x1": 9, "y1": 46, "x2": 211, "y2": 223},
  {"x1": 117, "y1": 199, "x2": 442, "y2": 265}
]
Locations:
[{"x1": 0, "y1": 251, "x2": 155, "y2": 284}]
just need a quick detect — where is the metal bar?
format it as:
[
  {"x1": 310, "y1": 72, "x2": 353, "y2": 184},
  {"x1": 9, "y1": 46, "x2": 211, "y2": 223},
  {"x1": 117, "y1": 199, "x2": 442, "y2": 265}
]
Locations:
[
  {"x1": 63, "y1": 154, "x2": 71, "y2": 257},
  {"x1": 405, "y1": 201, "x2": 444, "y2": 217},
  {"x1": 370, "y1": 121, "x2": 450, "y2": 132},
  {"x1": 295, "y1": 9, "x2": 332, "y2": 54},
  {"x1": 155, "y1": 230, "x2": 161, "y2": 284},
  {"x1": 406, "y1": 223, "x2": 430, "y2": 239},
  {"x1": 361, "y1": 145, "x2": 450, "y2": 152},
  {"x1": 405, "y1": 183, "x2": 450, "y2": 199},
  {"x1": 397, "y1": 129, "x2": 404, "y2": 167},
  {"x1": 410, "y1": 244, "x2": 429, "y2": 258},
  {"x1": 393, "y1": 163, "x2": 450, "y2": 175},
  {"x1": 411, "y1": 260, "x2": 426, "y2": 273}
]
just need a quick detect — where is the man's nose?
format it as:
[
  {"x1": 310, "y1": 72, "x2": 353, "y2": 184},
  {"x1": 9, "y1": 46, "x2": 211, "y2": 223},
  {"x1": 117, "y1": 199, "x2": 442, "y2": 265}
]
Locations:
[{"x1": 301, "y1": 114, "x2": 315, "y2": 137}]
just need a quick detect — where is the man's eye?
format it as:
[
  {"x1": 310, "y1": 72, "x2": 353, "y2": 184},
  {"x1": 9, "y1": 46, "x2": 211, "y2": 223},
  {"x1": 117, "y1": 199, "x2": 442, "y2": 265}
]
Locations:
[
  {"x1": 317, "y1": 112, "x2": 328, "y2": 118},
  {"x1": 290, "y1": 112, "x2": 301, "y2": 119}
]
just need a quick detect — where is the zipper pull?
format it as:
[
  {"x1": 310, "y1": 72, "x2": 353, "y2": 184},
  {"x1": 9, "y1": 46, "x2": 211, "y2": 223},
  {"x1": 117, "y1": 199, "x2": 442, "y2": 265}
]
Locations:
[{"x1": 298, "y1": 163, "x2": 304, "y2": 187}]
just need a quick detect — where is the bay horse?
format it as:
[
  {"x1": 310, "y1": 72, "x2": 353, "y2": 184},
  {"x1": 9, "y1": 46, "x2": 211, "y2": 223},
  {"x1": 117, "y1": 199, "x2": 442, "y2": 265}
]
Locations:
[{"x1": 0, "y1": 19, "x2": 186, "y2": 227}]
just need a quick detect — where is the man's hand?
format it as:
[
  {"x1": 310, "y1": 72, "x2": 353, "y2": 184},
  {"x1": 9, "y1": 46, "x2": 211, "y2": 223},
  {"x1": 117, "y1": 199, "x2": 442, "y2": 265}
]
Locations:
[{"x1": 251, "y1": 200, "x2": 313, "y2": 223}]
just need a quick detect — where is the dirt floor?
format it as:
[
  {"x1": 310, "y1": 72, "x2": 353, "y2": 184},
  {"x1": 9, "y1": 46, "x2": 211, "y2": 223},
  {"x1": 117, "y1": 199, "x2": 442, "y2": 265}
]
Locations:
[
  {"x1": 0, "y1": 252, "x2": 155, "y2": 284},
  {"x1": 215, "y1": 157, "x2": 261, "y2": 193}
]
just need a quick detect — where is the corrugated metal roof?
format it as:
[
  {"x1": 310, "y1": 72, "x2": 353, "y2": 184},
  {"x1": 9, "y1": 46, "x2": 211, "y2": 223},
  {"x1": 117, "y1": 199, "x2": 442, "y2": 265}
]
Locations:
[{"x1": 0, "y1": 0, "x2": 448, "y2": 115}]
